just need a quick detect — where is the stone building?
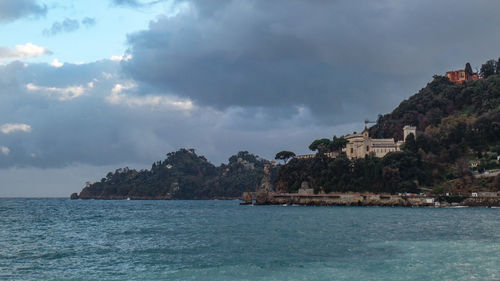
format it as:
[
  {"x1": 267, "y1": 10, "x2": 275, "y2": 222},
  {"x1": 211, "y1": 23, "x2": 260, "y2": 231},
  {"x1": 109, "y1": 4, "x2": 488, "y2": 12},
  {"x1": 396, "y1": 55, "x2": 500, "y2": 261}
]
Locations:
[
  {"x1": 343, "y1": 126, "x2": 416, "y2": 160},
  {"x1": 403, "y1": 125, "x2": 416, "y2": 141}
]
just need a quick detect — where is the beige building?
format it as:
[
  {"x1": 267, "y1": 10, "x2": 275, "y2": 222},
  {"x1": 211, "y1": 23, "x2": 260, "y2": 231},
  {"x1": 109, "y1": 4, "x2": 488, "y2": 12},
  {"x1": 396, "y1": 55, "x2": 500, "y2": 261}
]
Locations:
[
  {"x1": 295, "y1": 151, "x2": 339, "y2": 160},
  {"x1": 343, "y1": 126, "x2": 416, "y2": 159}
]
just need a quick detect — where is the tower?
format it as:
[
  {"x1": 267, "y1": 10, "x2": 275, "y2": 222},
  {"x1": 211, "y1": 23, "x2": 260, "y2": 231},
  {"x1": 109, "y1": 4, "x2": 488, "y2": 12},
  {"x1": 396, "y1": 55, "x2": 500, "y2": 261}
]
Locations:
[{"x1": 403, "y1": 126, "x2": 416, "y2": 141}]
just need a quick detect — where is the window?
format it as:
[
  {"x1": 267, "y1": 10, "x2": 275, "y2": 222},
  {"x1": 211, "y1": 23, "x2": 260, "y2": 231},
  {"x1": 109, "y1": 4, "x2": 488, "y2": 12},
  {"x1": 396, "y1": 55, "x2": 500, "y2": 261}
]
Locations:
[
  {"x1": 366, "y1": 146, "x2": 370, "y2": 152},
  {"x1": 350, "y1": 148, "x2": 353, "y2": 154}
]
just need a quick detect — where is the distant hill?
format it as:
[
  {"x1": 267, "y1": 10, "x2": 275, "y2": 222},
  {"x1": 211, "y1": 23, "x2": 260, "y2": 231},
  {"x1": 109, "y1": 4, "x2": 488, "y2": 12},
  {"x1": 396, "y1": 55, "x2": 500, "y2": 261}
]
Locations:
[{"x1": 76, "y1": 149, "x2": 275, "y2": 200}]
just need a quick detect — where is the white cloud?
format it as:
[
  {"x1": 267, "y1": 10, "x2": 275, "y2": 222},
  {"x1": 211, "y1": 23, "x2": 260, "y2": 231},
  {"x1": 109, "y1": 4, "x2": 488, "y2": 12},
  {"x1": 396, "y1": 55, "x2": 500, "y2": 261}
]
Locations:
[
  {"x1": 0, "y1": 43, "x2": 52, "y2": 60},
  {"x1": 1, "y1": 146, "x2": 10, "y2": 156},
  {"x1": 110, "y1": 54, "x2": 132, "y2": 61},
  {"x1": 16, "y1": 43, "x2": 49, "y2": 57},
  {"x1": 106, "y1": 83, "x2": 194, "y2": 111},
  {"x1": 1, "y1": 123, "x2": 32, "y2": 134},
  {"x1": 50, "y1": 58, "x2": 63, "y2": 67},
  {"x1": 26, "y1": 82, "x2": 90, "y2": 101}
]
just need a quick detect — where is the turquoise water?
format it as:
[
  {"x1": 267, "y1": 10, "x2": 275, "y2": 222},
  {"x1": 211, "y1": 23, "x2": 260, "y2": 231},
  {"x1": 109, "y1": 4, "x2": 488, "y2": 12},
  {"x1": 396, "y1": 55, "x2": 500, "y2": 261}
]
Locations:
[{"x1": 0, "y1": 199, "x2": 499, "y2": 280}]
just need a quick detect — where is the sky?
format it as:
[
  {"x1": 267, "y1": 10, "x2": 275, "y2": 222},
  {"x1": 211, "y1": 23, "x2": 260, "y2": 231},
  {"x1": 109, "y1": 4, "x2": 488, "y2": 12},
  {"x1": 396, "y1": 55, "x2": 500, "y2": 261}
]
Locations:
[{"x1": 1, "y1": 0, "x2": 500, "y2": 197}]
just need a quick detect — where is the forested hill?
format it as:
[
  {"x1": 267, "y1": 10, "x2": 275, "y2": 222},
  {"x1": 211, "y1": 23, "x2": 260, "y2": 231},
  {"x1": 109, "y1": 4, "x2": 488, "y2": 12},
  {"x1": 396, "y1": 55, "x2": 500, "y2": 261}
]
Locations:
[
  {"x1": 76, "y1": 149, "x2": 275, "y2": 200},
  {"x1": 370, "y1": 74, "x2": 500, "y2": 142},
  {"x1": 368, "y1": 71, "x2": 500, "y2": 170},
  {"x1": 276, "y1": 60, "x2": 500, "y2": 195}
]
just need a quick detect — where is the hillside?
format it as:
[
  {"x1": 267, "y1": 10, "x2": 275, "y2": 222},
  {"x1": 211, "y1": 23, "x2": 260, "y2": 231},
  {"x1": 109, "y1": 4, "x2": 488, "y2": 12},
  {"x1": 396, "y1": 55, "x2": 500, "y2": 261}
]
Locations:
[
  {"x1": 276, "y1": 60, "x2": 500, "y2": 195},
  {"x1": 76, "y1": 149, "x2": 275, "y2": 200},
  {"x1": 370, "y1": 73, "x2": 500, "y2": 169}
]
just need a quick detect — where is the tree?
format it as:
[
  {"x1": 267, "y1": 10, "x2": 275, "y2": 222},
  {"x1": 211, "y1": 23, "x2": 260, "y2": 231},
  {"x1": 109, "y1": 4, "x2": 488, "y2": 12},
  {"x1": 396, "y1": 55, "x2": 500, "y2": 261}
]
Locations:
[
  {"x1": 402, "y1": 133, "x2": 417, "y2": 153},
  {"x1": 465, "y1": 62, "x2": 473, "y2": 76},
  {"x1": 309, "y1": 138, "x2": 331, "y2": 153},
  {"x1": 497, "y1": 58, "x2": 500, "y2": 74},
  {"x1": 480, "y1": 60, "x2": 496, "y2": 78},
  {"x1": 275, "y1": 151, "x2": 296, "y2": 164},
  {"x1": 330, "y1": 136, "x2": 348, "y2": 152}
]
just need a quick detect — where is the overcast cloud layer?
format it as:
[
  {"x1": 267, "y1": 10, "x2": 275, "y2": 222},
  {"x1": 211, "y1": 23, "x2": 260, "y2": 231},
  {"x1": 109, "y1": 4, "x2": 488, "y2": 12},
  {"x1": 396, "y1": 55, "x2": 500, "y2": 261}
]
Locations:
[
  {"x1": 2, "y1": 0, "x2": 500, "y2": 195},
  {"x1": 0, "y1": 58, "x2": 347, "y2": 170},
  {"x1": 124, "y1": 0, "x2": 500, "y2": 123},
  {"x1": 0, "y1": 0, "x2": 46, "y2": 22}
]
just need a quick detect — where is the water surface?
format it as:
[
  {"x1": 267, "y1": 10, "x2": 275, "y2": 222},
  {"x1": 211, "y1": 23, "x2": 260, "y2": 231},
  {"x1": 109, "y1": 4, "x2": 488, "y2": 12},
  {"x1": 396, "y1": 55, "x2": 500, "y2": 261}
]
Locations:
[{"x1": 0, "y1": 199, "x2": 499, "y2": 280}]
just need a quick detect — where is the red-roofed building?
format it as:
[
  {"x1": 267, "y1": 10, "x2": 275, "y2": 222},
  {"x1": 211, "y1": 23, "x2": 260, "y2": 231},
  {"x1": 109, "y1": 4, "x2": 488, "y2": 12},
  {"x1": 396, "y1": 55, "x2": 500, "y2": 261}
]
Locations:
[{"x1": 446, "y1": 69, "x2": 480, "y2": 84}]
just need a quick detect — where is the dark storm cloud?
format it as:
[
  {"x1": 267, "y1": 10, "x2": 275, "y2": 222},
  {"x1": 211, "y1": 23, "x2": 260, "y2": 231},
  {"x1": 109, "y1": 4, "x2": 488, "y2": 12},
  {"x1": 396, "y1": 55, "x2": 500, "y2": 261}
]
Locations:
[
  {"x1": 0, "y1": 0, "x2": 47, "y2": 22},
  {"x1": 123, "y1": 0, "x2": 500, "y2": 124}
]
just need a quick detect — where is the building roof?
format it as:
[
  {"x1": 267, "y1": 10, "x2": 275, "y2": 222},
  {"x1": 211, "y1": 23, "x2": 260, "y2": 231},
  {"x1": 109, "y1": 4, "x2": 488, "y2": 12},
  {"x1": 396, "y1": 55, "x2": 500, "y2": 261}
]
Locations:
[{"x1": 344, "y1": 133, "x2": 364, "y2": 140}]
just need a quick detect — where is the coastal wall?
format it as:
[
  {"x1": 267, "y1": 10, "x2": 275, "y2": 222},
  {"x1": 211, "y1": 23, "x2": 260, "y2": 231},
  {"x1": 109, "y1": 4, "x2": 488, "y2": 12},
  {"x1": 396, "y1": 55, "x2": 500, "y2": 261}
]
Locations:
[
  {"x1": 463, "y1": 197, "x2": 500, "y2": 207},
  {"x1": 242, "y1": 192, "x2": 500, "y2": 207},
  {"x1": 242, "y1": 192, "x2": 435, "y2": 207}
]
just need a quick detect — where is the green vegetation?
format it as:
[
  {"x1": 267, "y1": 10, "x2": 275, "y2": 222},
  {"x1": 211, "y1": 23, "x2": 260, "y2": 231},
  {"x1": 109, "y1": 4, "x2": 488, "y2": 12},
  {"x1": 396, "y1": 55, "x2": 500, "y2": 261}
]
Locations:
[
  {"x1": 276, "y1": 146, "x2": 428, "y2": 194},
  {"x1": 275, "y1": 151, "x2": 296, "y2": 164},
  {"x1": 465, "y1": 62, "x2": 473, "y2": 76},
  {"x1": 308, "y1": 138, "x2": 331, "y2": 153},
  {"x1": 480, "y1": 59, "x2": 497, "y2": 78},
  {"x1": 308, "y1": 136, "x2": 348, "y2": 154},
  {"x1": 79, "y1": 149, "x2": 275, "y2": 199},
  {"x1": 276, "y1": 58, "x2": 500, "y2": 195}
]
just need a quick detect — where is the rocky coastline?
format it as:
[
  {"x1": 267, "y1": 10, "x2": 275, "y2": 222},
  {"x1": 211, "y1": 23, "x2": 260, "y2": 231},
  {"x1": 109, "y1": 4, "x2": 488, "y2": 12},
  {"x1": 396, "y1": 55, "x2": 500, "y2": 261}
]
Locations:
[{"x1": 70, "y1": 192, "x2": 240, "y2": 200}]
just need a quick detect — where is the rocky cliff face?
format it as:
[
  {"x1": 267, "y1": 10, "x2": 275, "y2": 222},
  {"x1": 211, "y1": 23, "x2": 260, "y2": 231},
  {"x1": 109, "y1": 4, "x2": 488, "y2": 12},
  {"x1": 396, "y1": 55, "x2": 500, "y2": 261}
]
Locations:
[{"x1": 259, "y1": 164, "x2": 274, "y2": 192}]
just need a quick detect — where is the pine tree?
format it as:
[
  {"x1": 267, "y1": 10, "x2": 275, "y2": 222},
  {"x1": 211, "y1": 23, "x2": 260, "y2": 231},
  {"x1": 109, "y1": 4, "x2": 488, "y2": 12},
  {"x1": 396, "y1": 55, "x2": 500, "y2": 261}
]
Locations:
[{"x1": 465, "y1": 62, "x2": 473, "y2": 76}]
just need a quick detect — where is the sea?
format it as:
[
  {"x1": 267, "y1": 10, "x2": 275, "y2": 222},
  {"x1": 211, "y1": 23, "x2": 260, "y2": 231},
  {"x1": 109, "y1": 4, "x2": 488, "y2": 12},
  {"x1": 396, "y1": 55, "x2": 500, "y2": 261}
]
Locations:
[{"x1": 0, "y1": 199, "x2": 499, "y2": 281}]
